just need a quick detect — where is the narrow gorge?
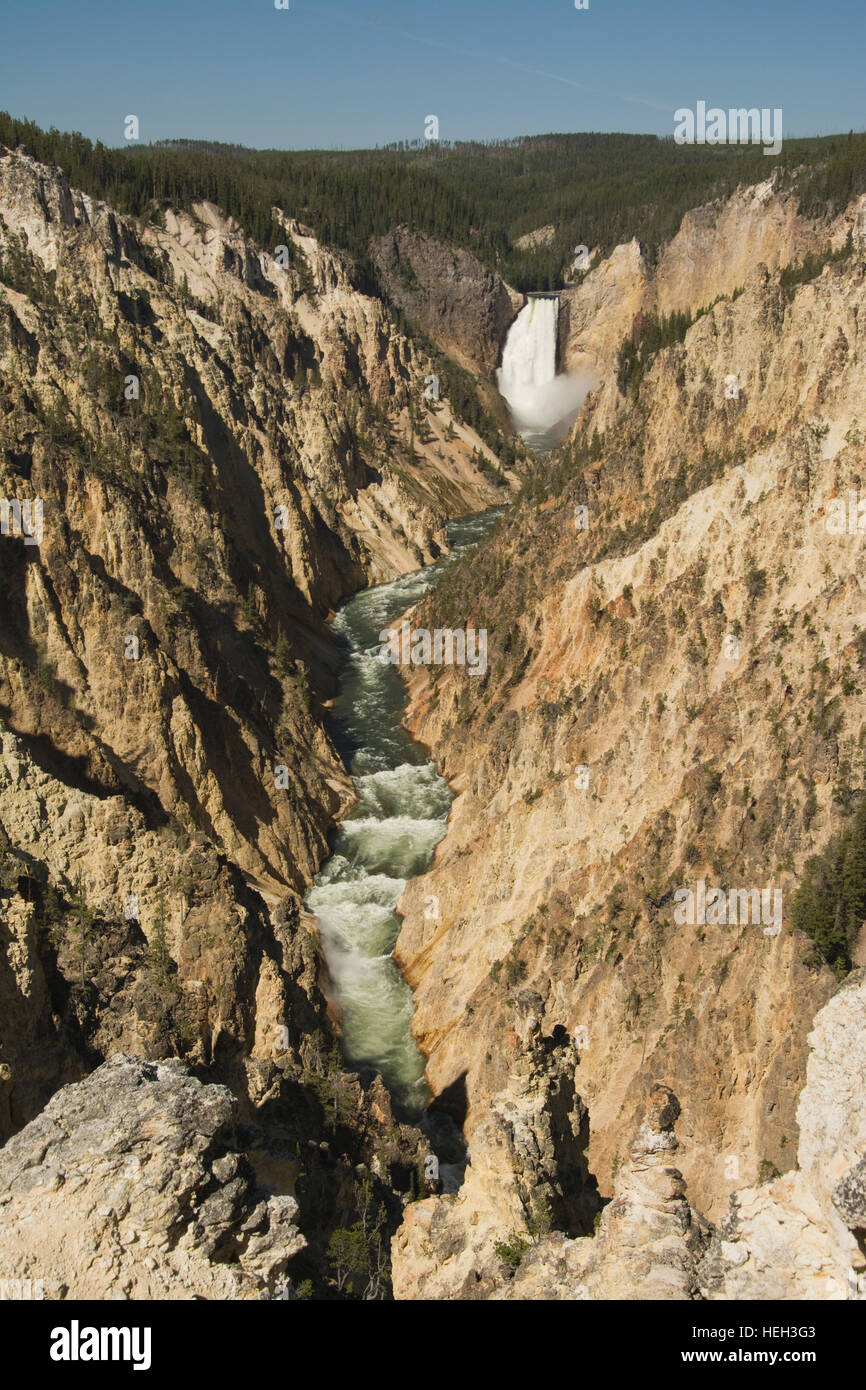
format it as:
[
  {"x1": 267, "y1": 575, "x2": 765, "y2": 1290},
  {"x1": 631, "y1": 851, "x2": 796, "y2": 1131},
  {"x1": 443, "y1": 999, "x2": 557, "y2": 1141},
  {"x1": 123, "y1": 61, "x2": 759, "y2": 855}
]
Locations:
[
  {"x1": 1, "y1": 116, "x2": 866, "y2": 1309},
  {"x1": 306, "y1": 509, "x2": 498, "y2": 1123}
]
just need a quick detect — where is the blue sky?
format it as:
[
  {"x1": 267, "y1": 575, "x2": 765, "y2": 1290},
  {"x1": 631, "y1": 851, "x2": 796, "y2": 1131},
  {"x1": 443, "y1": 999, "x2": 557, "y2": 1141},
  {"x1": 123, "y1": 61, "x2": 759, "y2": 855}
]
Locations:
[{"x1": 1, "y1": 0, "x2": 863, "y2": 149}]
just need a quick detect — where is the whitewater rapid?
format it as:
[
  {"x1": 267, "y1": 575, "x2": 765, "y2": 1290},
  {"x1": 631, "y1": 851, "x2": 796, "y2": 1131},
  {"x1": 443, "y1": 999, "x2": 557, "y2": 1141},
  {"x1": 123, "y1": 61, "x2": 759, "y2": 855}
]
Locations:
[{"x1": 306, "y1": 511, "x2": 498, "y2": 1117}]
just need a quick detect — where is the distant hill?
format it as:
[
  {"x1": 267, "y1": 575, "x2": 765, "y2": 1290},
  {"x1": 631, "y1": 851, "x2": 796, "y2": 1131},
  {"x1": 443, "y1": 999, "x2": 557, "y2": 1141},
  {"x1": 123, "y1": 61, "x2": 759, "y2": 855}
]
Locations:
[{"x1": 2, "y1": 112, "x2": 865, "y2": 290}]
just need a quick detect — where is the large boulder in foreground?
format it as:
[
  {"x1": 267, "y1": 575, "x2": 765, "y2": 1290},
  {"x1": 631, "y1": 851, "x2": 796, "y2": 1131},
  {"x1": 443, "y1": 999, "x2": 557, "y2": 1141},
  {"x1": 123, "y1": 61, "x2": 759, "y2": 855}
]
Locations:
[{"x1": 0, "y1": 1054, "x2": 303, "y2": 1300}]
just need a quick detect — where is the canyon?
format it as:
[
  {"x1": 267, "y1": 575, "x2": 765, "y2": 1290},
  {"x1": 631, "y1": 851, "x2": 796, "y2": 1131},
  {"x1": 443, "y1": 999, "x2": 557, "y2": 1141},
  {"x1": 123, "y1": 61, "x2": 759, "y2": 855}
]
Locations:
[
  {"x1": 1, "y1": 137, "x2": 865, "y2": 1303},
  {"x1": 0, "y1": 144, "x2": 507, "y2": 1296}
]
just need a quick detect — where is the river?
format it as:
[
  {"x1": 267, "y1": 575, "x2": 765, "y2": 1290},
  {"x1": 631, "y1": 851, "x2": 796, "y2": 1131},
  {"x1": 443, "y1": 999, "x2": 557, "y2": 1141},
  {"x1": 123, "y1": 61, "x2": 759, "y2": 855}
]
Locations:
[{"x1": 305, "y1": 509, "x2": 500, "y2": 1121}]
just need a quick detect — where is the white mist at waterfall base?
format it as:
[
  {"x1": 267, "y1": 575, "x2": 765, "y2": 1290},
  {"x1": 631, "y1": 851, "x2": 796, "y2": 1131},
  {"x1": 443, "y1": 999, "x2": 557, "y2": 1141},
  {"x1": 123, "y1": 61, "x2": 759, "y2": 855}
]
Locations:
[
  {"x1": 305, "y1": 511, "x2": 499, "y2": 1118},
  {"x1": 497, "y1": 297, "x2": 595, "y2": 441}
]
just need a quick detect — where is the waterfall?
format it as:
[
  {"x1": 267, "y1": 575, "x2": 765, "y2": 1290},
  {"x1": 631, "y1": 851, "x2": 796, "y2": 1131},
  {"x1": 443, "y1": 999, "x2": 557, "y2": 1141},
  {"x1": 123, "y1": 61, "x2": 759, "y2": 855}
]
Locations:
[
  {"x1": 497, "y1": 296, "x2": 558, "y2": 426},
  {"x1": 497, "y1": 295, "x2": 594, "y2": 443}
]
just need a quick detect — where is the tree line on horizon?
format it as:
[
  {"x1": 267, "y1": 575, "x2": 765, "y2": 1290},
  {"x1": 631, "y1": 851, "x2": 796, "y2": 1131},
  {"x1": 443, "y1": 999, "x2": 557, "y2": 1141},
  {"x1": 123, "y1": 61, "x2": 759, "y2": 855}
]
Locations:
[{"x1": 1, "y1": 112, "x2": 865, "y2": 294}]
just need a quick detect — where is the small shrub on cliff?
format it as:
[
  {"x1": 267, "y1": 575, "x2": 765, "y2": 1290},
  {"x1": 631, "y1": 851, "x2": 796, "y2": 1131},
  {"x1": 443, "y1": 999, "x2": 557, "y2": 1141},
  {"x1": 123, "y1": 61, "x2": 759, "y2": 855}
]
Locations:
[
  {"x1": 149, "y1": 897, "x2": 173, "y2": 987},
  {"x1": 307, "y1": 1043, "x2": 358, "y2": 1132},
  {"x1": 745, "y1": 559, "x2": 768, "y2": 601},
  {"x1": 493, "y1": 1232, "x2": 529, "y2": 1272},
  {"x1": 240, "y1": 582, "x2": 261, "y2": 630},
  {"x1": 273, "y1": 632, "x2": 296, "y2": 681},
  {"x1": 758, "y1": 1159, "x2": 782, "y2": 1184},
  {"x1": 0, "y1": 851, "x2": 21, "y2": 897},
  {"x1": 526, "y1": 1194, "x2": 553, "y2": 1239},
  {"x1": 503, "y1": 953, "x2": 527, "y2": 987}
]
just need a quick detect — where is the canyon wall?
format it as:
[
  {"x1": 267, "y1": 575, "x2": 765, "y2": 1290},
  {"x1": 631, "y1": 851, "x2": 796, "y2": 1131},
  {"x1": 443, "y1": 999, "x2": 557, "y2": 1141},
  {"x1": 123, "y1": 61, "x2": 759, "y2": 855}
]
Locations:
[
  {"x1": 559, "y1": 177, "x2": 860, "y2": 401},
  {"x1": 371, "y1": 225, "x2": 523, "y2": 376},
  {"x1": 0, "y1": 147, "x2": 503, "y2": 1272},
  {"x1": 392, "y1": 182, "x2": 866, "y2": 1295}
]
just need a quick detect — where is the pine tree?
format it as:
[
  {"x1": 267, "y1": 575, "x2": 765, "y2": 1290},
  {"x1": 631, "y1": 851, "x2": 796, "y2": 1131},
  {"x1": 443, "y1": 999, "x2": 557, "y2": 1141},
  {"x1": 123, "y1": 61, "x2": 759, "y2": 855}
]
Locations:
[
  {"x1": 69, "y1": 874, "x2": 96, "y2": 986},
  {"x1": 149, "y1": 896, "x2": 171, "y2": 985}
]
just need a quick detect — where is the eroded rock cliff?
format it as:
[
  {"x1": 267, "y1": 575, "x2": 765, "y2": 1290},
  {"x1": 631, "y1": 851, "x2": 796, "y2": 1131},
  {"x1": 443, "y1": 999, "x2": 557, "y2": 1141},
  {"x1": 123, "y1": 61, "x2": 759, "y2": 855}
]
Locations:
[
  {"x1": 559, "y1": 176, "x2": 863, "y2": 398},
  {"x1": 700, "y1": 968, "x2": 866, "y2": 1300},
  {"x1": 395, "y1": 974, "x2": 866, "y2": 1299},
  {"x1": 0, "y1": 146, "x2": 512, "y2": 1143},
  {"x1": 0, "y1": 146, "x2": 503, "y2": 1293},
  {"x1": 391, "y1": 181, "x2": 866, "y2": 1294},
  {"x1": 0, "y1": 1054, "x2": 304, "y2": 1300},
  {"x1": 371, "y1": 225, "x2": 523, "y2": 376}
]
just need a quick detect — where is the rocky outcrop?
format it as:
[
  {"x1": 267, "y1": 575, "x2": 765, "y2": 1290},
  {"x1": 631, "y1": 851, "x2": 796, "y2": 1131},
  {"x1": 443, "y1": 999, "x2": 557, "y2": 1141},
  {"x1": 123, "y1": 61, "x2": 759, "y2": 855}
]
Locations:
[
  {"x1": 371, "y1": 226, "x2": 523, "y2": 375},
  {"x1": 700, "y1": 969, "x2": 866, "y2": 1300},
  {"x1": 394, "y1": 971, "x2": 866, "y2": 1300},
  {"x1": 560, "y1": 179, "x2": 863, "y2": 394},
  {"x1": 394, "y1": 1078, "x2": 708, "y2": 1301},
  {"x1": 0, "y1": 1054, "x2": 304, "y2": 1299},
  {"x1": 494, "y1": 1083, "x2": 708, "y2": 1301},
  {"x1": 514, "y1": 225, "x2": 556, "y2": 253},
  {"x1": 0, "y1": 1039, "x2": 433, "y2": 1299},
  {"x1": 494, "y1": 981, "x2": 866, "y2": 1302},
  {"x1": 392, "y1": 1001, "x2": 598, "y2": 1299},
  {"x1": 0, "y1": 788, "x2": 328, "y2": 1140},
  {"x1": 569, "y1": 1084, "x2": 707, "y2": 1300}
]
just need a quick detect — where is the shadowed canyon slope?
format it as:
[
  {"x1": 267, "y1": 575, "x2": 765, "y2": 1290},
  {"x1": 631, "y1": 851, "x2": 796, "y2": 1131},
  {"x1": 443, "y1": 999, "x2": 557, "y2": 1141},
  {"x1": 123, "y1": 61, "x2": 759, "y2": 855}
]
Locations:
[{"x1": 371, "y1": 226, "x2": 524, "y2": 376}]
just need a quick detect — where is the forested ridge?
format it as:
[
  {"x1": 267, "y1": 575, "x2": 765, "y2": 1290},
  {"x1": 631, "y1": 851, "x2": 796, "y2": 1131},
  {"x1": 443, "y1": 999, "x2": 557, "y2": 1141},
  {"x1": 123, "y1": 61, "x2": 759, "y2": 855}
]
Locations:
[{"x1": 1, "y1": 113, "x2": 865, "y2": 291}]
